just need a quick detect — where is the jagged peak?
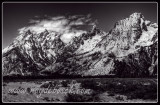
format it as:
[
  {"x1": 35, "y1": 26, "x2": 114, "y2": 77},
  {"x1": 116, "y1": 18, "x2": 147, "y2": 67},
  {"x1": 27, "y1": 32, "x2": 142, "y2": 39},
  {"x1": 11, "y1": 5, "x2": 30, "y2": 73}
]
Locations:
[
  {"x1": 44, "y1": 29, "x2": 49, "y2": 34},
  {"x1": 112, "y1": 12, "x2": 146, "y2": 31},
  {"x1": 129, "y1": 12, "x2": 144, "y2": 19},
  {"x1": 25, "y1": 29, "x2": 32, "y2": 35},
  {"x1": 91, "y1": 25, "x2": 97, "y2": 32},
  {"x1": 90, "y1": 25, "x2": 103, "y2": 35}
]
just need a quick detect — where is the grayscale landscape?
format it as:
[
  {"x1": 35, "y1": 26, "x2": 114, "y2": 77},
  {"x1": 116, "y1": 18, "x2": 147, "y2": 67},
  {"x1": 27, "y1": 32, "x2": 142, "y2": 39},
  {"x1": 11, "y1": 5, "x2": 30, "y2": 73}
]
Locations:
[{"x1": 2, "y1": 2, "x2": 158, "y2": 103}]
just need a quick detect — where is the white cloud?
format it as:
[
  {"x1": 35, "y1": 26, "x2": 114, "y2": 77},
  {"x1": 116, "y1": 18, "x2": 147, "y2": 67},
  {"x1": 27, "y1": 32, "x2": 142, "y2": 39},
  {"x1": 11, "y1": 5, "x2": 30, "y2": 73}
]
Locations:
[
  {"x1": 61, "y1": 30, "x2": 86, "y2": 43},
  {"x1": 51, "y1": 16, "x2": 65, "y2": 20},
  {"x1": 18, "y1": 14, "x2": 97, "y2": 43},
  {"x1": 29, "y1": 19, "x2": 41, "y2": 24}
]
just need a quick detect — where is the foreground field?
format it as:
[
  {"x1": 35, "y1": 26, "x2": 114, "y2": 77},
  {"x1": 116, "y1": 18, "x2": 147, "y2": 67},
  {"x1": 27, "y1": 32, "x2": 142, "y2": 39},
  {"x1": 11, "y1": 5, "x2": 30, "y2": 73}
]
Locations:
[{"x1": 3, "y1": 78, "x2": 157, "y2": 102}]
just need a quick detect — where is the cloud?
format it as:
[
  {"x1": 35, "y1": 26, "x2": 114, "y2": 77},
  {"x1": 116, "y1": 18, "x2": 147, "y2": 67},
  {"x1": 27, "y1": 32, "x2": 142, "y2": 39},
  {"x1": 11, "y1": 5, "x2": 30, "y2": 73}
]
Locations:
[
  {"x1": 61, "y1": 30, "x2": 86, "y2": 43},
  {"x1": 51, "y1": 16, "x2": 65, "y2": 20},
  {"x1": 28, "y1": 19, "x2": 41, "y2": 24},
  {"x1": 18, "y1": 14, "x2": 97, "y2": 43}
]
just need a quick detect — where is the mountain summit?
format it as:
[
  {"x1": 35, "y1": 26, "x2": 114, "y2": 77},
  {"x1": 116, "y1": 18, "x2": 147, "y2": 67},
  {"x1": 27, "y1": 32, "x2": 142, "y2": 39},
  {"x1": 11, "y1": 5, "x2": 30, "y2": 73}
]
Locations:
[{"x1": 2, "y1": 13, "x2": 158, "y2": 77}]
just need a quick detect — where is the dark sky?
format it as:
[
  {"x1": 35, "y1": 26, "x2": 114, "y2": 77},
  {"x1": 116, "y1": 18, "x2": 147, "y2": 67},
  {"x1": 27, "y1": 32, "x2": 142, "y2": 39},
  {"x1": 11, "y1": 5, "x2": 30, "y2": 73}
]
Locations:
[{"x1": 2, "y1": 2, "x2": 157, "y2": 48}]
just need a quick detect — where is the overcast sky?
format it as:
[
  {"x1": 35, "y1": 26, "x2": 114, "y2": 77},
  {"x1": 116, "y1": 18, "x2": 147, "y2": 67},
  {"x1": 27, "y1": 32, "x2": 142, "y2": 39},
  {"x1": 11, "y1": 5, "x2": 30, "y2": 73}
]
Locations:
[{"x1": 2, "y1": 2, "x2": 157, "y2": 48}]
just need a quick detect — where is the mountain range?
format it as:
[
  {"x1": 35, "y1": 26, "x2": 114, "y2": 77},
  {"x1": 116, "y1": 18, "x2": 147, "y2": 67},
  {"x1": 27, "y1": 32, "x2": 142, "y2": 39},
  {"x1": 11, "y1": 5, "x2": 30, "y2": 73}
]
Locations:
[{"x1": 2, "y1": 13, "x2": 158, "y2": 78}]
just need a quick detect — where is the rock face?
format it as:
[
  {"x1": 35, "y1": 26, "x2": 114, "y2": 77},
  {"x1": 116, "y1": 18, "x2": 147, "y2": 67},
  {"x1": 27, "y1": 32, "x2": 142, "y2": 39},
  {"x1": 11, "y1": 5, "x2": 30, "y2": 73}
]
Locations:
[{"x1": 2, "y1": 13, "x2": 158, "y2": 77}]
